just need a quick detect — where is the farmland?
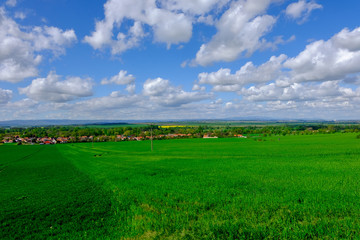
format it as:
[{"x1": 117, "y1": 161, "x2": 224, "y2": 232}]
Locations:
[{"x1": 1, "y1": 133, "x2": 360, "y2": 239}]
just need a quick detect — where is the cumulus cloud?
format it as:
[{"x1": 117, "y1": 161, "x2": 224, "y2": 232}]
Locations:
[
  {"x1": 143, "y1": 78, "x2": 170, "y2": 96},
  {"x1": 332, "y1": 27, "x2": 360, "y2": 52},
  {"x1": 193, "y1": 0, "x2": 277, "y2": 66},
  {"x1": 19, "y1": 71, "x2": 93, "y2": 102},
  {"x1": 143, "y1": 77, "x2": 212, "y2": 107},
  {"x1": 84, "y1": 0, "x2": 193, "y2": 53},
  {"x1": 0, "y1": 8, "x2": 77, "y2": 83},
  {"x1": 101, "y1": 70, "x2": 135, "y2": 85},
  {"x1": 199, "y1": 27, "x2": 360, "y2": 89},
  {"x1": 31, "y1": 26, "x2": 77, "y2": 55},
  {"x1": 192, "y1": 26, "x2": 360, "y2": 118},
  {"x1": 160, "y1": 0, "x2": 230, "y2": 15},
  {"x1": 0, "y1": 88, "x2": 12, "y2": 104},
  {"x1": 222, "y1": 95, "x2": 360, "y2": 120},
  {"x1": 2, "y1": 75, "x2": 215, "y2": 120},
  {"x1": 198, "y1": 54, "x2": 287, "y2": 91},
  {"x1": 125, "y1": 84, "x2": 136, "y2": 94},
  {"x1": 285, "y1": 0, "x2": 322, "y2": 24},
  {"x1": 85, "y1": 0, "x2": 288, "y2": 63},
  {"x1": 101, "y1": 70, "x2": 136, "y2": 94},
  {"x1": 0, "y1": 98, "x2": 41, "y2": 120},
  {"x1": 0, "y1": 9, "x2": 40, "y2": 82},
  {"x1": 190, "y1": 25, "x2": 360, "y2": 119},
  {"x1": 192, "y1": 84, "x2": 206, "y2": 91},
  {"x1": 284, "y1": 27, "x2": 360, "y2": 84},
  {"x1": 70, "y1": 91, "x2": 139, "y2": 114},
  {"x1": 241, "y1": 81, "x2": 359, "y2": 102}
]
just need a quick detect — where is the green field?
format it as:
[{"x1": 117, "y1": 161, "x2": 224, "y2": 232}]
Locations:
[
  {"x1": 1, "y1": 134, "x2": 360, "y2": 239},
  {"x1": 78, "y1": 123, "x2": 147, "y2": 129}
]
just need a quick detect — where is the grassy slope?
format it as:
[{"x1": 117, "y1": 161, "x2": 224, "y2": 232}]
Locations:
[
  {"x1": 1, "y1": 134, "x2": 360, "y2": 239},
  {"x1": 59, "y1": 134, "x2": 360, "y2": 239}
]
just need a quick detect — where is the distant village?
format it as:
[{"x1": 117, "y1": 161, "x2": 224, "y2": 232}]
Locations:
[
  {"x1": 1, "y1": 133, "x2": 249, "y2": 145},
  {"x1": 2, "y1": 123, "x2": 358, "y2": 145}
]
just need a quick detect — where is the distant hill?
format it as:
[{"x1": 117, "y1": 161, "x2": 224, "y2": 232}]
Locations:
[
  {"x1": 0, "y1": 120, "x2": 130, "y2": 128},
  {"x1": 1, "y1": 119, "x2": 359, "y2": 128}
]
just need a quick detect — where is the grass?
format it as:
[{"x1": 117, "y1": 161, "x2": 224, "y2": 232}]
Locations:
[
  {"x1": 1, "y1": 133, "x2": 360, "y2": 239},
  {"x1": 0, "y1": 145, "x2": 117, "y2": 239}
]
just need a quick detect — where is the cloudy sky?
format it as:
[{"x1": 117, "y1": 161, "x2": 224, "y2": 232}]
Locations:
[{"x1": 1, "y1": 0, "x2": 360, "y2": 120}]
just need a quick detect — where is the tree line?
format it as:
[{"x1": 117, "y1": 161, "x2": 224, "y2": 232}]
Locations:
[{"x1": 1, "y1": 123, "x2": 360, "y2": 143}]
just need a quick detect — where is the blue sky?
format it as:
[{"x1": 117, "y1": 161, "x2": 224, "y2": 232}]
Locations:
[{"x1": 1, "y1": 0, "x2": 360, "y2": 120}]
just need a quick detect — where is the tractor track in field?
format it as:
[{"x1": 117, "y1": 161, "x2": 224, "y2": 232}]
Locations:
[
  {"x1": 16, "y1": 147, "x2": 45, "y2": 162},
  {"x1": 1, "y1": 147, "x2": 45, "y2": 174}
]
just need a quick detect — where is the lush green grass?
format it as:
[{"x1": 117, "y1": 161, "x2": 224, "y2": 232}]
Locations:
[
  {"x1": 0, "y1": 145, "x2": 117, "y2": 239},
  {"x1": 1, "y1": 134, "x2": 360, "y2": 239}
]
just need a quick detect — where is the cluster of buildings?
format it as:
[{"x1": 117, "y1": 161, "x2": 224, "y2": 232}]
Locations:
[
  {"x1": 2, "y1": 133, "x2": 227, "y2": 145},
  {"x1": 1, "y1": 133, "x2": 197, "y2": 145},
  {"x1": 203, "y1": 134, "x2": 218, "y2": 139},
  {"x1": 234, "y1": 134, "x2": 247, "y2": 138},
  {"x1": 1, "y1": 136, "x2": 69, "y2": 144}
]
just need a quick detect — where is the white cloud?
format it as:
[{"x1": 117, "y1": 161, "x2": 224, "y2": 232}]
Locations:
[
  {"x1": 126, "y1": 84, "x2": 136, "y2": 94},
  {"x1": 263, "y1": 100, "x2": 297, "y2": 111},
  {"x1": 14, "y1": 11, "x2": 26, "y2": 20},
  {"x1": 84, "y1": 0, "x2": 193, "y2": 53},
  {"x1": 111, "y1": 21, "x2": 146, "y2": 54},
  {"x1": 2, "y1": 82, "x2": 360, "y2": 120},
  {"x1": 225, "y1": 101, "x2": 233, "y2": 109},
  {"x1": 221, "y1": 96, "x2": 360, "y2": 120},
  {"x1": 263, "y1": 35, "x2": 296, "y2": 51},
  {"x1": 160, "y1": 0, "x2": 228, "y2": 15},
  {"x1": 0, "y1": 98, "x2": 40, "y2": 120},
  {"x1": 71, "y1": 91, "x2": 140, "y2": 113},
  {"x1": 332, "y1": 28, "x2": 360, "y2": 52},
  {"x1": 12, "y1": 99, "x2": 38, "y2": 109},
  {"x1": 241, "y1": 81, "x2": 359, "y2": 102},
  {"x1": 143, "y1": 78, "x2": 170, "y2": 96},
  {"x1": 19, "y1": 71, "x2": 93, "y2": 102},
  {"x1": 198, "y1": 54, "x2": 287, "y2": 91},
  {"x1": 191, "y1": 26, "x2": 360, "y2": 119},
  {"x1": 0, "y1": 57, "x2": 42, "y2": 84},
  {"x1": 4, "y1": 76, "x2": 213, "y2": 119},
  {"x1": 143, "y1": 77, "x2": 212, "y2": 107},
  {"x1": 192, "y1": 84, "x2": 206, "y2": 91},
  {"x1": 101, "y1": 70, "x2": 136, "y2": 94},
  {"x1": 284, "y1": 27, "x2": 360, "y2": 83},
  {"x1": 193, "y1": 0, "x2": 277, "y2": 66},
  {"x1": 85, "y1": 0, "x2": 287, "y2": 63},
  {"x1": 5, "y1": 0, "x2": 17, "y2": 7},
  {"x1": 0, "y1": 88, "x2": 12, "y2": 104},
  {"x1": 0, "y1": 93, "x2": 141, "y2": 121},
  {"x1": 285, "y1": 0, "x2": 322, "y2": 24},
  {"x1": 0, "y1": 8, "x2": 77, "y2": 83},
  {"x1": 101, "y1": 70, "x2": 135, "y2": 85},
  {"x1": 31, "y1": 26, "x2": 77, "y2": 55},
  {"x1": 0, "y1": 9, "x2": 41, "y2": 82}
]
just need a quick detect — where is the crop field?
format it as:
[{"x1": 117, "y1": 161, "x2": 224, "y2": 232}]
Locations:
[
  {"x1": 1, "y1": 133, "x2": 360, "y2": 239},
  {"x1": 79, "y1": 123, "x2": 147, "y2": 128}
]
